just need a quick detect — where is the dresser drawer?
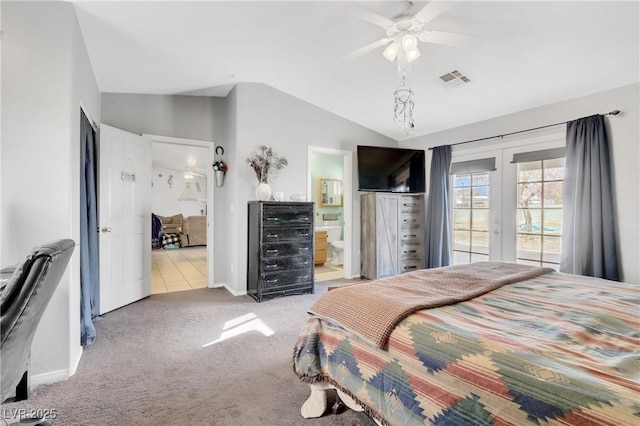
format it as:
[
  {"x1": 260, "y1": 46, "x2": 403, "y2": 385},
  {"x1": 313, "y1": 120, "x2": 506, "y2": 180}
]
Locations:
[
  {"x1": 263, "y1": 206, "x2": 313, "y2": 225},
  {"x1": 260, "y1": 284, "x2": 314, "y2": 301},
  {"x1": 261, "y1": 242, "x2": 312, "y2": 258},
  {"x1": 400, "y1": 244, "x2": 422, "y2": 260},
  {"x1": 399, "y1": 260, "x2": 422, "y2": 273},
  {"x1": 263, "y1": 226, "x2": 311, "y2": 242},
  {"x1": 399, "y1": 230, "x2": 422, "y2": 244},
  {"x1": 399, "y1": 197, "x2": 422, "y2": 214},
  {"x1": 260, "y1": 270, "x2": 313, "y2": 289},
  {"x1": 261, "y1": 255, "x2": 312, "y2": 273},
  {"x1": 399, "y1": 215, "x2": 422, "y2": 230}
]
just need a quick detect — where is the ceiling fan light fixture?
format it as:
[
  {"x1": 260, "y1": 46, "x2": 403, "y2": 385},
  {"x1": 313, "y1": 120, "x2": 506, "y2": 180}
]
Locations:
[
  {"x1": 405, "y1": 46, "x2": 421, "y2": 62},
  {"x1": 401, "y1": 33, "x2": 418, "y2": 50},
  {"x1": 383, "y1": 42, "x2": 399, "y2": 61}
]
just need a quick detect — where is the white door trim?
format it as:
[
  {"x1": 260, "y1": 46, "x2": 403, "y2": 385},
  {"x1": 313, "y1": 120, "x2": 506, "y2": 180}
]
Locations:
[
  {"x1": 143, "y1": 133, "x2": 216, "y2": 287},
  {"x1": 307, "y1": 146, "x2": 354, "y2": 279}
]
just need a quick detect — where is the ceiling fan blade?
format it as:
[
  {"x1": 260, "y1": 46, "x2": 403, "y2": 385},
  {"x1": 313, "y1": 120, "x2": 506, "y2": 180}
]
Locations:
[
  {"x1": 413, "y1": 1, "x2": 451, "y2": 24},
  {"x1": 420, "y1": 30, "x2": 482, "y2": 48},
  {"x1": 341, "y1": 38, "x2": 392, "y2": 61},
  {"x1": 348, "y1": 4, "x2": 394, "y2": 28}
]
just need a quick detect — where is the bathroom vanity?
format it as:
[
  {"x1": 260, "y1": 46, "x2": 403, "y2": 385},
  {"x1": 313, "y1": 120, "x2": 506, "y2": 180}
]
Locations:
[{"x1": 314, "y1": 231, "x2": 327, "y2": 265}]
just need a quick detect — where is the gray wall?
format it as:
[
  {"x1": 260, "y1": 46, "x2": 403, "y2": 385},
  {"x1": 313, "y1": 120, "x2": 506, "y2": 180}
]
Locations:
[
  {"x1": 1, "y1": 1, "x2": 100, "y2": 381},
  {"x1": 101, "y1": 93, "x2": 217, "y2": 141},
  {"x1": 230, "y1": 82, "x2": 396, "y2": 295},
  {"x1": 102, "y1": 83, "x2": 397, "y2": 295},
  {"x1": 402, "y1": 83, "x2": 640, "y2": 284}
]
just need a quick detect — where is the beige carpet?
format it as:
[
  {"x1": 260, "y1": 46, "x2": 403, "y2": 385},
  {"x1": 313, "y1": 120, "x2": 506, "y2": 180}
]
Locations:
[{"x1": 2, "y1": 283, "x2": 375, "y2": 426}]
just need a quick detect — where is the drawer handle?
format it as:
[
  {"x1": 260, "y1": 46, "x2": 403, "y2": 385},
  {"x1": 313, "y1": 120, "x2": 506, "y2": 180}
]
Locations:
[
  {"x1": 404, "y1": 234, "x2": 416, "y2": 238},
  {"x1": 404, "y1": 219, "x2": 416, "y2": 222},
  {"x1": 266, "y1": 278, "x2": 278, "y2": 283},
  {"x1": 403, "y1": 265, "x2": 418, "y2": 270},
  {"x1": 403, "y1": 203, "x2": 415, "y2": 206},
  {"x1": 266, "y1": 233, "x2": 279, "y2": 238},
  {"x1": 299, "y1": 275, "x2": 310, "y2": 280},
  {"x1": 266, "y1": 217, "x2": 280, "y2": 222},
  {"x1": 299, "y1": 247, "x2": 310, "y2": 252},
  {"x1": 266, "y1": 249, "x2": 278, "y2": 254},
  {"x1": 404, "y1": 250, "x2": 417, "y2": 254},
  {"x1": 265, "y1": 263, "x2": 278, "y2": 270},
  {"x1": 298, "y1": 216, "x2": 310, "y2": 221},
  {"x1": 299, "y1": 232, "x2": 309, "y2": 237}
]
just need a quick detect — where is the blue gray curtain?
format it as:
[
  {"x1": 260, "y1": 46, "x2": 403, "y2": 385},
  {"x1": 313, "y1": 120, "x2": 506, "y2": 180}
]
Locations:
[
  {"x1": 80, "y1": 111, "x2": 99, "y2": 346},
  {"x1": 560, "y1": 114, "x2": 619, "y2": 280},
  {"x1": 425, "y1": 145, "x2": 452, "y2": 268}
]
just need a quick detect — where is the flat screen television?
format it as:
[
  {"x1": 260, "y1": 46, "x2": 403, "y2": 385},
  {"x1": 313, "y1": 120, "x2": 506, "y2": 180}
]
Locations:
[{"x1": 357, "y1": 145, "x2": 426, "y2": 193}]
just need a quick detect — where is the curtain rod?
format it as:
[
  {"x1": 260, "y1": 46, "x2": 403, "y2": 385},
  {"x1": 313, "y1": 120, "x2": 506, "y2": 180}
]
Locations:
[{"x1": 428, "y1": 110, "x2": 621, "y2": 151}]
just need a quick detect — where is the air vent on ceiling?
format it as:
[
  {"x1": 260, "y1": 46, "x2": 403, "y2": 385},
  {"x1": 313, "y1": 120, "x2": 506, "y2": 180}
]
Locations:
[{"x1": 439, "y1": 70, "x2": 471, "y2": 87}]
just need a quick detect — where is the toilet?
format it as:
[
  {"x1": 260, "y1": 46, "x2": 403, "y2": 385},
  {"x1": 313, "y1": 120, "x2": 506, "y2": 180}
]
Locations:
[
  {"x1": 329, "y1": 240, "x2": 344, "y2": 266},
  {"x1": 321, "y1": 215, "x2": 344, "y2": 266}
]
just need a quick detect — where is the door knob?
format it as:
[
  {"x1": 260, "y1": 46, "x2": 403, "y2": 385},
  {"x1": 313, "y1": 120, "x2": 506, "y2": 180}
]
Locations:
[{"x1": 101, "y1": 227, "x2": 112, "y2": 233}]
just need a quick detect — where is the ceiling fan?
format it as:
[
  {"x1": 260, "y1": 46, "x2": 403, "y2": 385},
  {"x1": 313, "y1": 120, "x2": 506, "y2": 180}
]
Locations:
[
  {"x1": 182, "y1": 169, "x2": 205, "y2": 180},
  {"x1": 347, "y1": 1, "x2": 481, "y2": 66}
]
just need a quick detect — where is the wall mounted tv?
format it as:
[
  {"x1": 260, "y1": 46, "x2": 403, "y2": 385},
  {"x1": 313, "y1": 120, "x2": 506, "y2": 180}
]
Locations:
[{"x1": 357, "y1": 145, "x2": 426, "y2": 193}]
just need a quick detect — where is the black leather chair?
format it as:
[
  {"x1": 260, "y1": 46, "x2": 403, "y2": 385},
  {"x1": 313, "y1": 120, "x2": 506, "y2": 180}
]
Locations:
[{"x1": 0, "y1": 239, "x2": 75, "y2": 403}]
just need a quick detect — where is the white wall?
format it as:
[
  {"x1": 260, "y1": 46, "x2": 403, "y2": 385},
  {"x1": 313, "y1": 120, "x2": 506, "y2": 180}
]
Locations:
[
  {"x1": 151, "y1": 167, "x2": 207, "y2": 218},
  {"x1": 402, "y1": 83, "x2": 640, "y2": 284},
  {"x1": 1, "y1": 1, "x2": 100, "y2": 381},
  {"x1": 212, "y1": 94, "x2": 236, "y2": 287}
]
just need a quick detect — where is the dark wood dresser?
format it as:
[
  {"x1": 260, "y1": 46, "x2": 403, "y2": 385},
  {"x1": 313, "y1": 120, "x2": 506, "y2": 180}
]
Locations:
[{"x1": 247, "y1": 201, "x2": 314, "y2": 302}]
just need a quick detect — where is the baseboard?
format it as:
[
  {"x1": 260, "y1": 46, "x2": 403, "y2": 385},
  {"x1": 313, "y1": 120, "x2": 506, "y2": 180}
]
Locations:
[
  {"x1": 223, "y1": 284, "x2": 247, "y2": 297},
  {"x1": 207, "y1": 282, "x2": 247, "y2": 296},
  {"x1": 30, "y1": 368, "x2": 69, "y2": 389}
]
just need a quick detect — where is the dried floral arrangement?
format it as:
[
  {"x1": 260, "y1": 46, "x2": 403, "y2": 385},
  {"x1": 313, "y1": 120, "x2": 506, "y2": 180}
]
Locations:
[{"x1": 246, "y1": 146, "x2": 288, "y2": 183}]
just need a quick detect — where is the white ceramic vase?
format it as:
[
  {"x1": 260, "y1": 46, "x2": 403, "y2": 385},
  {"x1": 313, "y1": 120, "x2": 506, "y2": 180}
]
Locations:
[{"x1": 256, "y1": 182, "x2": 272, "y2": 201}]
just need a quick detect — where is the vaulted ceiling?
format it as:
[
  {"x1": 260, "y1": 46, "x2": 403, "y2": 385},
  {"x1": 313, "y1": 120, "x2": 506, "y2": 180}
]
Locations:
[{"x1": 73, "y1": 1, "x2": 639, "y2": 142}]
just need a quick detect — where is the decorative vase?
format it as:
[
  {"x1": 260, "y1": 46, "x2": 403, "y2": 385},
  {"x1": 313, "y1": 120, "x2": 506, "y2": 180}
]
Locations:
[
  {"x1": 256, "y1": 182, "x2": 272, "y2": 201},
  {"x1": 215, "y1": 170, "x2": 225, "y2": 187}
]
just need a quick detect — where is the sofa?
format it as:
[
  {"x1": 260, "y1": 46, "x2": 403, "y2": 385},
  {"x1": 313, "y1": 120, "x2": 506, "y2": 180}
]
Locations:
[
  {"x1": 182, "y1": 216, "x2": 207, "y2": 247},
  {"x1": 157, "y1": 214, "x2": 183, "y2": 235}
]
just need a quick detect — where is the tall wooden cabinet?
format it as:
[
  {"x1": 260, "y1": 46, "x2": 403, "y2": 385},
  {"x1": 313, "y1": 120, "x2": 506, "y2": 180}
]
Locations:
[
  {"x1": 247, "y1": 201, "x2": 314, "y2": 302},
  {"x1": 360, "y1": 193, "x2": 425, "y2": 279}
]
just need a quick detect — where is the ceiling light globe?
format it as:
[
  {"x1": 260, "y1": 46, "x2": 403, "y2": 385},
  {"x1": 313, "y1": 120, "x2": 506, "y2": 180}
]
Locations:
[
  {"x1": 401, "y1": 34, "x2": 418, "y2": 50},
  {"x1": 382, "y1": 42, "x2": 399, "y2": 61},
  {"x1": 406, "y1": 47, "x2": 421, "y2": 62}
]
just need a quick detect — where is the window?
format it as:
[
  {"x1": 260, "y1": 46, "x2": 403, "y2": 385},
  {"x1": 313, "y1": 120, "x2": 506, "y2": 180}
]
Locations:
[
  {"x1": 516, "y1": 158, "x2": 564, "y2": 268},
  {"x1": 452, "y1": 172, "x2": 491, "y2": 264},
  {"x1": 449, "y1": 134, "x2": 565, "y2": 267}
]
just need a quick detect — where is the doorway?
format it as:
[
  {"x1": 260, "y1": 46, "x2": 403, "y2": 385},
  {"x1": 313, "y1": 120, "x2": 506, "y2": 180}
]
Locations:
[
  {"x1": 146, "y1": 134, "x2": 215, "y2": 294},
  {"x1": 307, "y1": 146, "x2": 353, "y2": 280}
]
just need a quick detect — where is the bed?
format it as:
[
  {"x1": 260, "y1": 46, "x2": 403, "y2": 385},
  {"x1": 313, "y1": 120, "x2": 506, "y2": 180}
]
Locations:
[{"x1": 293, "y1": 262, "x2": 639, "y2": 425}]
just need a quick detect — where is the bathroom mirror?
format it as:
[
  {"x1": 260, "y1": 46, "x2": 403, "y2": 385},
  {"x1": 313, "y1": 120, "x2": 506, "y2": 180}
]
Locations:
[{"x1": 318, "y1": 178, "x2": 343, "y2": 207}]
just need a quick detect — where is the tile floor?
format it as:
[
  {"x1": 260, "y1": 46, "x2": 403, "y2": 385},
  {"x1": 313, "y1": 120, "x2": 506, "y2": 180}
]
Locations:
[
  {"x1": 153, "y1": 247, "x2": 343, "y2": 294},
  {"x1": 152, "y1": 247, "x2": 207, "y2": 294},
  {"x1": 314, "y1": 262, "x2": 344, "y2": 282}
]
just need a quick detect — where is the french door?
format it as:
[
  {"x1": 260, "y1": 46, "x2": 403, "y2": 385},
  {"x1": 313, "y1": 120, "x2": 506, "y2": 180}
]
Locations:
[{"x1": 450, "y1": 132, "x2": 565, "y2": 265}]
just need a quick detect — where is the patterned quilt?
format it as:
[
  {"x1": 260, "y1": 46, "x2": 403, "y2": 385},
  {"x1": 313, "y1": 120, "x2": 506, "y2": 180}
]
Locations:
[{"x1": 293, "y1": 271, "x2": 640, "y2": 425}]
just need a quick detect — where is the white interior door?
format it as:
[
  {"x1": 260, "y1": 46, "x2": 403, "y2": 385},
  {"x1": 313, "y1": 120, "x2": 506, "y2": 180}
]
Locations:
[{"x1": 99, "y1": 124, "x2": 152, "y2": 314}]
